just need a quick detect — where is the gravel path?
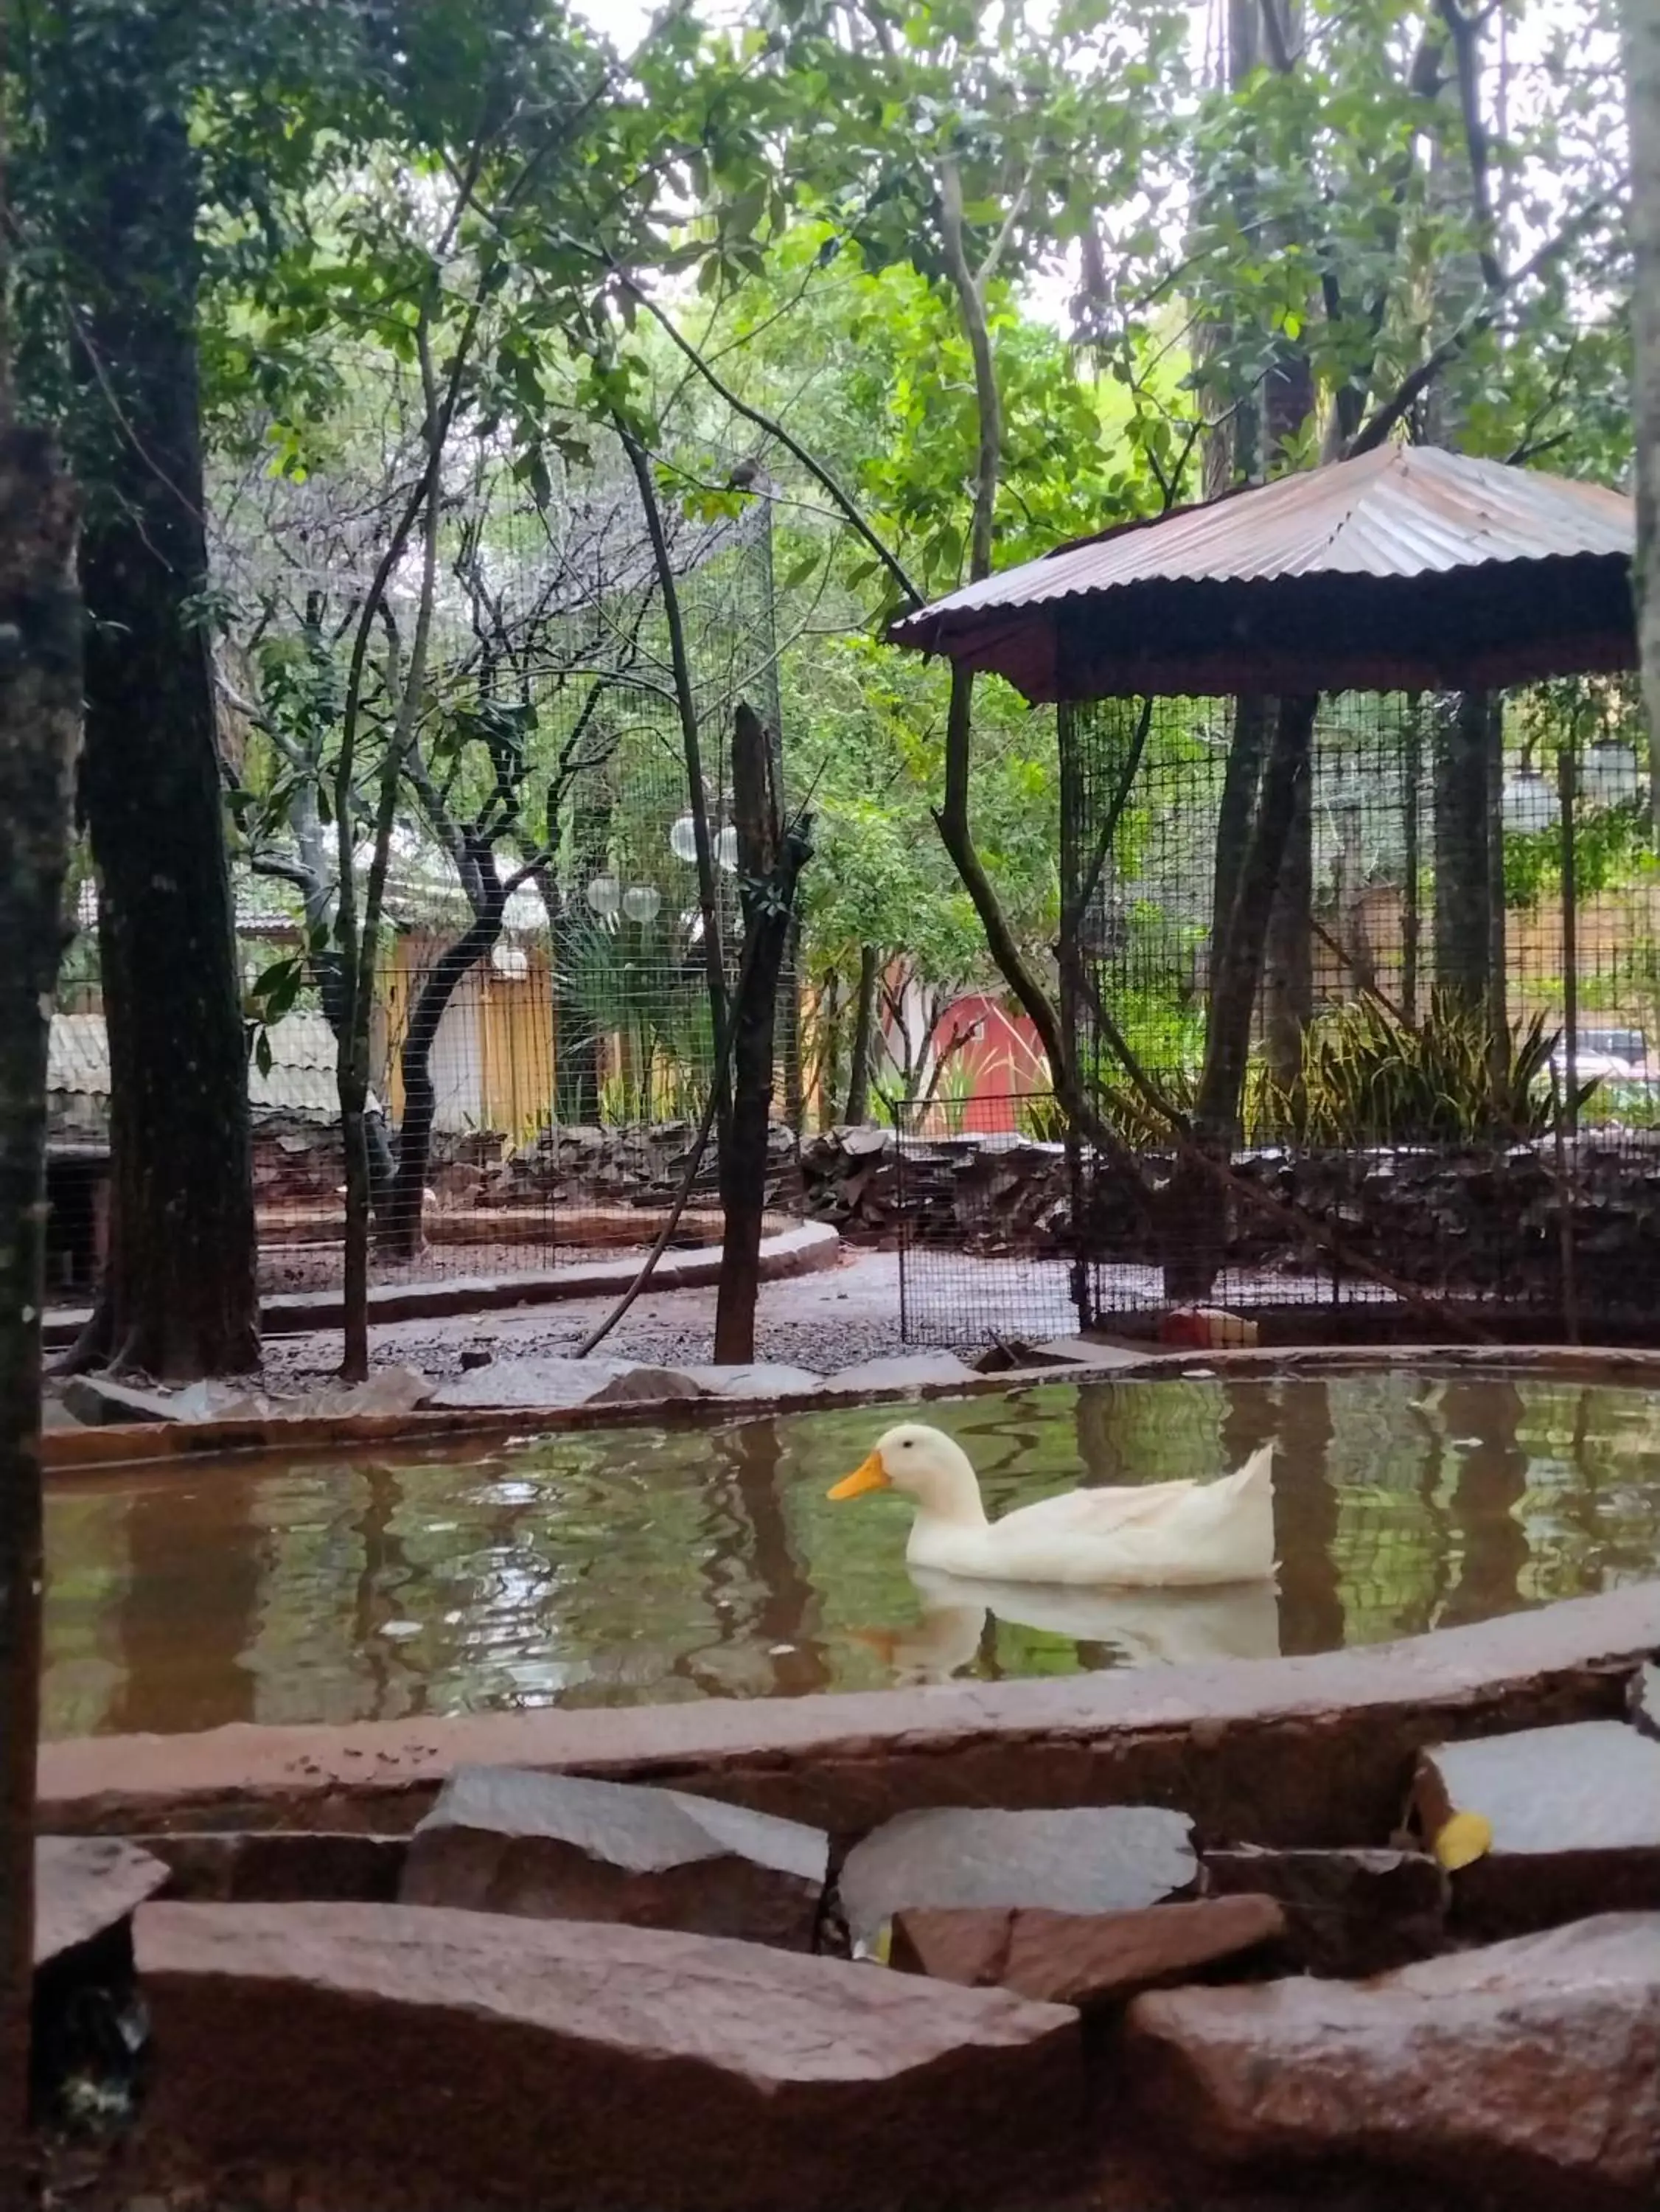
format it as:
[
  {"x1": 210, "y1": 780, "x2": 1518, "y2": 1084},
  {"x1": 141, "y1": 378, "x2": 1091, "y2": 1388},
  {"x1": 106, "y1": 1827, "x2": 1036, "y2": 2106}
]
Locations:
[{"x1": 262, "y1": 1248, "x2": 911, "y2": 1388}]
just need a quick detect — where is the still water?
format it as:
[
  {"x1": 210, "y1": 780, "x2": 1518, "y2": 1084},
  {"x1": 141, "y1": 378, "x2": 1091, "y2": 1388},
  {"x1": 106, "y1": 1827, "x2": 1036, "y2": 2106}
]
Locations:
[{"x1": 43, "y1": 1371, "x2": 1660, "y2": 1738}]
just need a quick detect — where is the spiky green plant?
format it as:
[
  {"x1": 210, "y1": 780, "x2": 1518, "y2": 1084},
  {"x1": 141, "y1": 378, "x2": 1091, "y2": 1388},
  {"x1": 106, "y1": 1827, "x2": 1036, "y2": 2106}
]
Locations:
[{"x1": 1270, "y1": 988, "x2": 1586, "y2": 1147}]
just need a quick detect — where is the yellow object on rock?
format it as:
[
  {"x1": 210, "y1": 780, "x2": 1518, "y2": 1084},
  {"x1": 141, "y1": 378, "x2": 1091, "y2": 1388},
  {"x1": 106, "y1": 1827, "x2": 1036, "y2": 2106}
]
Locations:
[{"x1": 1434, "y1": 1811, "x2": 1494, "y2": 1871}]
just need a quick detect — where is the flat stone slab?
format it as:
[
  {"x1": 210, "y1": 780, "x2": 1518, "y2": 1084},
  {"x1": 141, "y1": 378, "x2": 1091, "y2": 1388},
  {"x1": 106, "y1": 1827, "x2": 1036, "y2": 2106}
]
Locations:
[
  {"x1": 37, "y1": 1835, "x2": 170, "y2": 1965},
  {"x1": 133, "y1": 1902, "x2": 1085, "y2": 2211},
  {"x1": 401, "y1": 1767, "x2": 829, "y2": 1950},
  {"x1": 1126, "y1": 1913, "x2": 1660, "y2": 2199},
  {"x1": 430, "y1": 1355, "x2": 640, "y2": 1410},
  {"x1": 60, "y1": 1375, "x2": 187, "y2": 1426},
  {"x1": 1414, "y1": 1720, "x2": 1660, "y2": 1936},
  {"x1": 685, "y1": 1363, "x2": 825, "y2": 1398},
  {"x1": 840, "y1": 1806, "x2": 1196, "y2": 1955},
  {"x1": 60, "y1": 1367, "x2": 435, "y2": 1425},
  {"x1": 822, "y1": 1351, "x2": 980, "y2": 1392},
  {"x1": 893, "y1": 1896, "x2": 1286, "y2": 2008},
  {"x1": 1202, "y1": 1846, "x2": 1446, "y2": 1977}
]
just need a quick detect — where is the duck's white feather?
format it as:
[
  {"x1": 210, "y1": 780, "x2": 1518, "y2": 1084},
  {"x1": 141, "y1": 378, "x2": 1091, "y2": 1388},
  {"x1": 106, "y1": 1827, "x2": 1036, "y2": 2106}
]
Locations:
[{"x1": 883, "y1": 1431, "x2": 1277, "y2": 1588}]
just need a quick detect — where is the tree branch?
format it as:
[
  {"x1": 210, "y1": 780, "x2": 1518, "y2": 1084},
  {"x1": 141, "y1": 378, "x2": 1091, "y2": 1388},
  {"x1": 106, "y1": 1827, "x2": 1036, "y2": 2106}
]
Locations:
[
  {"x1": 1344, "y1": 193, "x2": 1611, "y2": 458},
  {"x1": 606, "y1": 264, "x2": 924, "y2": 611}
]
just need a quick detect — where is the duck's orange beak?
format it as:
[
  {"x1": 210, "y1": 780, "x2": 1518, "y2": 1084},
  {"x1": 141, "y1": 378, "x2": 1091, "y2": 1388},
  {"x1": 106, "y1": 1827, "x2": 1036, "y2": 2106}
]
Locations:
[{"x1": 829, "y1": 1450, "x2": 890, "y2": 1501}]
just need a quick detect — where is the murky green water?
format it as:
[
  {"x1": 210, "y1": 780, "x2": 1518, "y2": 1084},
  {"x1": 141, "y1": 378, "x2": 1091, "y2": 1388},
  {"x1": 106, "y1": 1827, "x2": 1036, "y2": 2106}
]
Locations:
[{"x1": 42, "y1": 1371, "x2": 1660, "y2": 1738}]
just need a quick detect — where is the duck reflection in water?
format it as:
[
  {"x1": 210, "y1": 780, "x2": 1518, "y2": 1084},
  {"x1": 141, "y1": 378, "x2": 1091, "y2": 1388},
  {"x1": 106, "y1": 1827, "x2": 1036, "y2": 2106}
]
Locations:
[{"x1": 858, "y1": 1567, "x2": 1283, "y2": 1687}]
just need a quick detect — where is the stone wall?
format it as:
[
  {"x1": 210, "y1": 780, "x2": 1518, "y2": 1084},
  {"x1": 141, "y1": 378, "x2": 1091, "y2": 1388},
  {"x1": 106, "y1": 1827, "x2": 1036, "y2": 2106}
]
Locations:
[{"x1": 801, "y1": 1123, "x2": 1660, "y2": 1315}]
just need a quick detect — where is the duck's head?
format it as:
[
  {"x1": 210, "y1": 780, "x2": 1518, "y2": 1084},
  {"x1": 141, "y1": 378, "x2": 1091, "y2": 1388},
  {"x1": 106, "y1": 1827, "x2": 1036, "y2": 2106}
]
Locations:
[{"x1": 828, "y1": 1422, "x2": 984, "y2": 1523}]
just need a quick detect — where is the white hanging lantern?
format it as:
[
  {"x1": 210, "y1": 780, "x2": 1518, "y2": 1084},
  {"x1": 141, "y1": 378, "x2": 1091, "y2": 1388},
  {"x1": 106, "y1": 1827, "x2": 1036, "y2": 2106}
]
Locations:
[
  {"x1": 621, "y1": 884, "x2": 661, "y2": 924},
  {"x1": 716, "y1": 824, "x2": 739, "y2": 873},
  {"x1": 585, "y1": 872, "x2": 621, "y2": 919},
  {"x1": 1581, "y1": 738, "x2": 1642, "y2": 810},
  {"x1": 1502, "y1": 767, "x2": 1558, "y2": 835},
  {"x1": 669, "y1": 815, "x2": 700, "y2": 863}
]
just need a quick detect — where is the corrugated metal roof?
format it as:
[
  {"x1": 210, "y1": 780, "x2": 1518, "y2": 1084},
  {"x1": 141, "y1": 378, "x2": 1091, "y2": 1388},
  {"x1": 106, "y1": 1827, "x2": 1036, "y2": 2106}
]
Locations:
[
  {"x1": 888, "y1": 445, "x2": 1634, "y2": 700},
  {"x1": 49, "y1": 1010, "x2": 359, "y2": 1120},
  {"x1": 896, "y1": 445, "x2": 1631, "y2": 624}
]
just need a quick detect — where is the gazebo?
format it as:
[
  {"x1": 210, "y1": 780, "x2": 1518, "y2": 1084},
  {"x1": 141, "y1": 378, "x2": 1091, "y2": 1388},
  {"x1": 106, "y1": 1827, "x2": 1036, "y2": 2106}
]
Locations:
[{"x1": 888, "y1": 443, "x2": 1641, "y2": 1340}]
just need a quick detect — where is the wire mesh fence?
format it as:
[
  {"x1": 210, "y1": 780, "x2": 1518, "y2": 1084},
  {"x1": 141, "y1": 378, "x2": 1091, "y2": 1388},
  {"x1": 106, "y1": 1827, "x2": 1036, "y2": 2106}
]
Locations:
[
  {"x1": 48, "y1": 409, "x2": 808, "y2": 1308},
  {"x1": 897, "y1": 675, "x2": 1660, "y2": 1349}
]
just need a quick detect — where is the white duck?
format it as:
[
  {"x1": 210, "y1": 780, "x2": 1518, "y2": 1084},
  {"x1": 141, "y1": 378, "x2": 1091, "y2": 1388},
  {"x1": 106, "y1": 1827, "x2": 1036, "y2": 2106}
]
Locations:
[{"x1": 828, "y1": 1421, "x2": 1276, "y2": 1588}]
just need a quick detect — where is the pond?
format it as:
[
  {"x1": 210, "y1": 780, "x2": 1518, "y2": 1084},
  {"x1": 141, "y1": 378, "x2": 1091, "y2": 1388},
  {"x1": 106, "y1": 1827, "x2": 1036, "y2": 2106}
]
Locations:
[{"x1": 42, "y1": 1368, "x2": 1660, "y2": 1738}]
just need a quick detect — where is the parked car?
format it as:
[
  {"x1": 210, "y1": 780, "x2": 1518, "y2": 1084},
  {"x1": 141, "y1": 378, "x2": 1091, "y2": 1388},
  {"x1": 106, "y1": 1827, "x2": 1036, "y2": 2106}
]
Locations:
[{"x1": 1551, "y1": 1027, "x2": 1660, "y2": 1123}]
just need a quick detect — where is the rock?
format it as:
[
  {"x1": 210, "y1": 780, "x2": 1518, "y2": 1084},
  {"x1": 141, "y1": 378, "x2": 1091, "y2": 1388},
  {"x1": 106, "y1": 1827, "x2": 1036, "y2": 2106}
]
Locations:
[
  {"x1": 1125, "y1": 1913, "x2": 1660, "y2": 2200},
  {"x1": 823, "y1": 1351, "x2": 980, "y2": 1394},
  {"x1": 458, "y1": 1346, "x2": 493, "y2": 1372},
  {"x1": 585, "y1": 1365, "x2": 708, "y2": 1405},
  {"x1": 133, "y1": 1902, "x2": 1086, "y2": 2212},
  {"x1": 892, "y1": 1896, "x2": 1287, "y2": 2007},
  {"x1": 1631, "y1": 1663, "x2": 1660, "y2": 1743},
  {"x1": 136, "y1": 1830, "x2": 406, "y2": 1904},
  {"x1": 840, "y1": 1806, "x2": 1196, "y2": 1955},
  {"x1": 430, "y1": 1354, "x2": 640, "y2": 1410},
  {"x1": 1033, "y1": 1335, "x2": 1150, "y2": 1371},
  {"x1": 36, "y1": 1836, "x2": 170, "y2": 1966},
  {"x1": 684, "y1": 1363, "x2": 825, "y2": 1398},
  {"x1": 400, "y1": 1767, "x2": 829, "y2": 1950},
  {"x1": 840, "y1": 1126, "x2": 892, "y2": 1158},
  {"x1": 1413, "y1": 1720, "x2": 1660, "y2": 1938},
  {"x1": 59, "y1": 1374, "x2": 183, "y2": 1426},
  {"x1": 1201, "y1": 1846, "x2": 1446, "y2": 1976},
  {"x1": 301, "y1": 1365, "x2": 433, "y2": 1419}
]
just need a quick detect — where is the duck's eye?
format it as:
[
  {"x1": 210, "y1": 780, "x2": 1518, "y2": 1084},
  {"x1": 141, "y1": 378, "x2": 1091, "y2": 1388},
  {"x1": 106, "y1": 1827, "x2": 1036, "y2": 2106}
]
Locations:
[{"x1": 902, "y1": 1439, "x2": 913, "y2": 1449}]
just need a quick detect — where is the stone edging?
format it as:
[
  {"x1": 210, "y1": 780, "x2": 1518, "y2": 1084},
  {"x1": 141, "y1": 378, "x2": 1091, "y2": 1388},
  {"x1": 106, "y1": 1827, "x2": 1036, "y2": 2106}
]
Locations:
[
  {"x1": 43, "y1": 1335, "x2": 1660, "y2": 1475},
  {"x1": 42, "y1": 1217, "x2": 841, "y2": 1351},
  {"x1": 39, "y1": 1579, "x2": 1660, "y2": 1849}
]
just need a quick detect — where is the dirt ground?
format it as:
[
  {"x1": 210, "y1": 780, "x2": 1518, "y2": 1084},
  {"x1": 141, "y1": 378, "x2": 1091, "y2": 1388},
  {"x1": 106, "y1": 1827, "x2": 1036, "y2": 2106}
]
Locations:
[{"x1": 261, "y1": 1246, "x2": 916, "y2": 1388}]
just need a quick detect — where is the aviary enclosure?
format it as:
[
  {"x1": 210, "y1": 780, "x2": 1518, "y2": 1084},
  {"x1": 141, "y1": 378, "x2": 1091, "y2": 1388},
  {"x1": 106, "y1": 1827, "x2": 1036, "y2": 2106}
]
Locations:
[
  {"x1": 890, "y1": 445, "x2": 1650, "y2": 1347},
  {"x1": 207, "y1": 401, "x2": 801, "y2": 1293}
]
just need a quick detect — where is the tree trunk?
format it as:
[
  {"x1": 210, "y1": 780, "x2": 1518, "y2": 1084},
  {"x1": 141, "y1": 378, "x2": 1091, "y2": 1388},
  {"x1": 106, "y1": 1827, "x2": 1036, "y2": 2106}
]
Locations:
[
  {"x1": 0, "y1": 431, "x2": 82, "y2": 2185},
  {"x1": 1433, "y1": 691, "x2": 1499, "y2": 1018},
  {"x1": 383, "y1": 876, "x2": 506, "y2": 1260},
  {"x1": 60, "y1": 82, "x2": 257, "y2": 1379},
  {"x1": 780, "y1": 914, "x2": 806, "y2": 1136},
  {"x1": 1628, "y1": 0, "x2": 1660, "y2": 833},
  {"x1": 1166, "y1": 695, "x2": 1319, "y2": 1298},
  {"x1": 817, "y1": 969, "x2": 843, "y2": 1133},
  {"x1": 1263, "y1": 732, "x2": 1314, "y2": 1087},
  {"x1": 714, "y1": 704, "x2": 811, "y2": 1364},
  {"x1": 843, "y1": 945, "x2": 879, "y2": 1124}
]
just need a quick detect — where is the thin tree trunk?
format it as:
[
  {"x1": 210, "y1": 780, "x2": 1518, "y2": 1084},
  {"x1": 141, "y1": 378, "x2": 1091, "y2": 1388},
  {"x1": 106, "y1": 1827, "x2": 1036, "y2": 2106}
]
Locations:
[
  {"x1": 63, "y1": 88, "x2": 257, "y2": 1379},
  {"x1": 615, "y1": 423, "x2": 728, "y2": 1124},
  {"x1": 1628, "y1": 0, "x2": 1660, "y2": 835},
  {"x1": 1263, "y1": 732, "x2": 1314, "y2": 1085},
  {"x1": 1167, "y1": 695, "x2": 1319, "y2": 1298},
  {"x1": 714, "y1": 704, "x2": 811, "y2": 1363},
  {"x1": 780, "y1": 914, "x2": 805, "y2": 1136},
  {"x1": 0, "y1": 430, "x2": 82, "y2": 2187},
  {"x1": 843, "y1": 945, "x2": 879, "y2": 1124},
  {"x1": 1434, "y1": 691, "x2": 1499, "y2": 1018},
  {"x1": 383, "y1": 876, "x2": 507, "y2": 1259},
  {"x1": 818, "y1": 969, "x2": 843, "y2": 1133}
]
